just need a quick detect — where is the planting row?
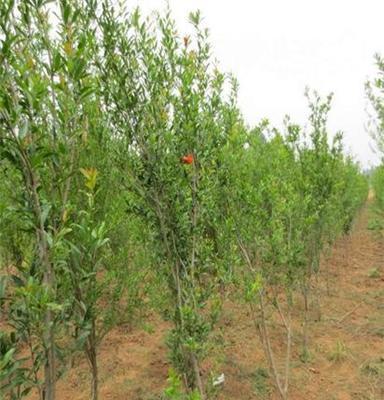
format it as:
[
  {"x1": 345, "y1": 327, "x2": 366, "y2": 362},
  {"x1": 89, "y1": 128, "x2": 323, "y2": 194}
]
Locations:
[{"x1": 0, "y1": 1, "x2": 368, "y2": 399}]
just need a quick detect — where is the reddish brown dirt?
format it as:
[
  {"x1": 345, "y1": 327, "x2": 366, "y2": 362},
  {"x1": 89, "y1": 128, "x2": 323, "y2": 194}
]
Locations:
[{"x1": 27, "y1": 202, "x2": 384, "y2": 399}]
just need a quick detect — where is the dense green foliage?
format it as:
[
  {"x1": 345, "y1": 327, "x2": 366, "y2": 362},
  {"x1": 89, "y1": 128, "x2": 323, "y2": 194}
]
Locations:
[
  {"x1": 0, "y1": 1, "x2": 368, "y2": 400},
  {"x1": 367, "y1": 54, "x2": 384, "y2": 208},
  {"x1": 372, "y1": 166, "x2": 384, "y2": 208}
]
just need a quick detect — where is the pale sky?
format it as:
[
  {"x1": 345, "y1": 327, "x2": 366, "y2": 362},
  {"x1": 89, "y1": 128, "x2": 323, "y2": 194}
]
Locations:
[{"x1": 128, "y1": 0, "x2": 384, "y2": 167}]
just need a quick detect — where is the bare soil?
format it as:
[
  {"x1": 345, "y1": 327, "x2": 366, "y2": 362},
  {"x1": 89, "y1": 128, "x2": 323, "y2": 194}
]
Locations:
[{"x1": 28, "y1": 201, "x2": 384, "y2": 399}]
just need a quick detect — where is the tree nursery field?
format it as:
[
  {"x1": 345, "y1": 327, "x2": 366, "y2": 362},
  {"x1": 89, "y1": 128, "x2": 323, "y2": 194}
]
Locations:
[{"x1": 0, "y1": 1, "x2": 383, "y2": 400}]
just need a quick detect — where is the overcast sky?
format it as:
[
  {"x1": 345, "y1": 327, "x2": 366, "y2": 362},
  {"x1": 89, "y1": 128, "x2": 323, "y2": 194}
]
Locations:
[{"x1": 128, "y1": 0, "x2": 384, "y2": 167}]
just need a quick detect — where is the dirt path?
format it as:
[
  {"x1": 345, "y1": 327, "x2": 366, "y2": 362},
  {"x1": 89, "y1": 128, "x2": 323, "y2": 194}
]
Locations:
[{"x1": 30, "y1": 202, "x2": 384, "y2": 399}]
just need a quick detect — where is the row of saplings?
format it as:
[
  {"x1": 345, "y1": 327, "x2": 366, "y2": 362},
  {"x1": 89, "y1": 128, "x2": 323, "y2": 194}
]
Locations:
[{"x1": 0, "y1": 1, "x2": 368, "y2": 400}]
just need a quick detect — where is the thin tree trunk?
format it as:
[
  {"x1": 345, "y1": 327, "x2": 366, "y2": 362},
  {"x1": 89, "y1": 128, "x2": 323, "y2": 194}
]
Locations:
[
  {"x1": 277, "y1": 302, "x2": 292, "y2": 397},
  {"x1": 258, "y1": 293, "x2": 287, "y2": 400},
  {"x1": 191, "y1": 353, "x2": 205, "y2": 400},
  {"x1": 41, "y1": 238, "x2": 55, "y2": 400},
  {"x1": 90, "y1": 346, "x2": 98, "y2": 400},
  {"x1": 85, "y1": 319, "x2": 99, "y2": 400},
  {"x1": 5, "y1": 85, "x2": 57, "y2": 400},
  {"x1": 43, "y1": 309, "x2": 55, "y2": 400},
  {"x1": 302, "y1": 283, "x2": 309, "y2": 360}
]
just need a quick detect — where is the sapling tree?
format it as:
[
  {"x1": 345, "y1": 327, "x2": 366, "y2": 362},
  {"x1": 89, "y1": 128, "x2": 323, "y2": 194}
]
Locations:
[
  {"x1": 290, "y1": 91, "x2": 344, "y2": 358},
  {"x1": 339, "y1": 160, "x2": 364, "y2": 226},
  {"x1": 286, "y1": 91, "x2": 367, "y2": 358},
  {"x1": 225, "y1": 99, "x2": 367, "y2": 398},
  {"x1": 372, "y1": 166, "x2": 384, "y2": 209},
  {"x1": 0, "y1": 0, "x2": 62, "y2": 392},
  {"x1": 0, "y1": 0, "x2": 103, "y2": 397},
  {"x1": 366, "y1": 54, "x2": 384, "y2": 156},
  {"x1": 367, "y1": 54, "x2": 384, "y2": 206},
  {"x1": 226, "y1": 125, "x2": 306, "y2": 400},
  {"x1": 64, "y1": 168, "x2": 109, "y2": 400},
  {"x1": 96, "y1": 5, "x2": 239, "y2": 396}
]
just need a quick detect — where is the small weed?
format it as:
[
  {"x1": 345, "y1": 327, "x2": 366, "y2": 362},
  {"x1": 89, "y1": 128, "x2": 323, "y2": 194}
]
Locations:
[
  {"x1": 361, "y1": 357, "x2": 384, "y2": 378},
  {"x1": 367, "y1": 218, "x2": 383, "y2": 231},
  {"x1": 327, "y1": 340, "x2": 348, "y2": 362},
  {"x1": 371, "y1": 327, "x2": 384, "y2": 338},
  {"x1": 368, "y1": 268, "x2": 381, "y2": 278},
  {"x1": 142, "y1": 322, "x2": 155, "y2": 334},
  {"x1": 122, "y1": 378, "x2": 135, "y2": 388},
  {"x1": 299, "y1": 347, "x2": 313, "y2": 363},
  {"x1": 252, "y1": 367, "x2": 271, "y2": 398},
  {"x1": 366, "y1": 289, "x2": 384, "y2": 301},
  {"x1": 366, "y1": 313, "x2": 384, "y2": 337},
  {"x1": 163, "y1": 369, "x2": 201, "y2": 400}
]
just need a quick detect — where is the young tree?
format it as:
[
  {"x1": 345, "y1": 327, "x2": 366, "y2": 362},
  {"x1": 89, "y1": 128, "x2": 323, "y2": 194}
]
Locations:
[
  {"x1": 367, "y1": 54, "x2": 384, "y2": 207},
  {"x1": 0, "y1": 0, "x2": 107, "y2": 397},
  {"x1": 95, "y1": 5, "x2": 240, "y2": 396},
  {"x1": 225, "y1": 124, "x2": 306, "y2": 399}
]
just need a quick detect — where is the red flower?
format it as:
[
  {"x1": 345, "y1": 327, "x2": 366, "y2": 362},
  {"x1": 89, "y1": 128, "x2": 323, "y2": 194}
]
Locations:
[{"x1": 180, "y1": 154, "x2": 194, "y2": 165}]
